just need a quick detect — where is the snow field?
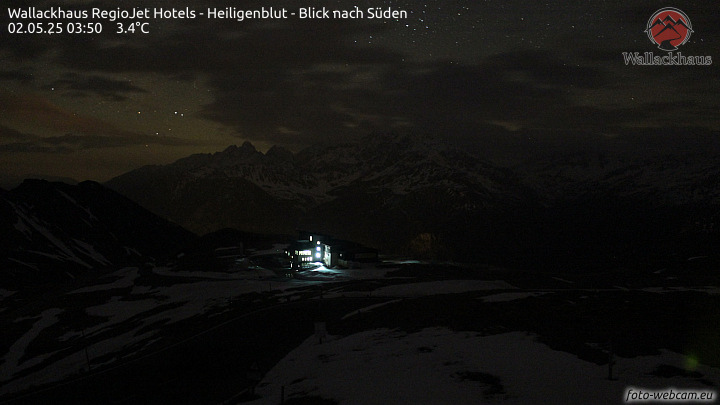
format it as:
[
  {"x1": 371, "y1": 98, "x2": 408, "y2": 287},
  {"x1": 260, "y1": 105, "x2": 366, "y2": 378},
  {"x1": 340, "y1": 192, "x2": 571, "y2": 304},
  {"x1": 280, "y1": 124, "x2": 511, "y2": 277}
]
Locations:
[{"x1": 252, "y1": 328, "x2": 720, "y2": 405}]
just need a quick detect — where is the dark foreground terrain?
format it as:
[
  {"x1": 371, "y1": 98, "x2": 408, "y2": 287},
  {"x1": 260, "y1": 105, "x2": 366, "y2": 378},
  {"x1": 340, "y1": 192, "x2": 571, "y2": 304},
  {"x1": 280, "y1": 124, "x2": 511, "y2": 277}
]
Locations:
[{"x1": 1, "y1": 262, "x2": 718, "y2": 404}]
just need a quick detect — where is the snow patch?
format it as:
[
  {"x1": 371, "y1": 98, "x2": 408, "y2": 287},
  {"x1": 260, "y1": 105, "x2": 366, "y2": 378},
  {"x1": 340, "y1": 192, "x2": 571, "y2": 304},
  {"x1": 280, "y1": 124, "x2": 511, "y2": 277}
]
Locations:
[
  {"x1": 8, "y1": 258, "x2": 39, "y2": 271},
  {"x1": 0, "y1": 308, "x2": 63, "y2": 382},
  {"x1": 13, "y1": 207, "x2": 92, "y2": 268},
  {"x1": 71, "y1": 239, "x2": 111, "y2": 265},
  {"x1": 84, "y1": 297, "x2": 160, "y2": 336},
  {"x1": 0, "y1": 289, "x2": 16, "y2": 299},
  {"x1": 70, "y1": 268, "x2": 140, "y2": 294},
  {"x1": 341, "y1": 299, "x2": 403, "y2": 320},
  {"x1": 152, "y1": 266, "x2": 276, "y2": 279},
  {"x1": 296, "y1": 265, "x2": 402, "y2": 281},
  {"x1": 481, "y1": 292, "x2": 551, "y2": 302},
  {"x1": 249, "y1": 243, "x2": 289, "y2": 256},
  {"x1": 642, "y1": 286, "x2": 720, "y2": 295},
  {"x1": 12, "y1": 218, "x2": 33, "y2": 239}
]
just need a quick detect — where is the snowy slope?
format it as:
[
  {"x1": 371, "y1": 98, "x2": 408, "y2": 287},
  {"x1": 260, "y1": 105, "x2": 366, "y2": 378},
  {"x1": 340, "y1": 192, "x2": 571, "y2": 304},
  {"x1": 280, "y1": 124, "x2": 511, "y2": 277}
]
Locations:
[
  {"x1": 251, "y1": 328, "x2": 720, "y2": 405},
  {"x1": 0, "y1": 180, "x2": 195, "y2": 285}
]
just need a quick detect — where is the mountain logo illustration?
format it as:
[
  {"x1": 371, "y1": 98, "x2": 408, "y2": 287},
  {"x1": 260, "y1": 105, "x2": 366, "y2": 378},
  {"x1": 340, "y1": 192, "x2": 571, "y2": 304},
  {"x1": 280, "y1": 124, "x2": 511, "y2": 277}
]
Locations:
[{"x1": 645, "y1": 8, "x2": 693, "y2": 51}]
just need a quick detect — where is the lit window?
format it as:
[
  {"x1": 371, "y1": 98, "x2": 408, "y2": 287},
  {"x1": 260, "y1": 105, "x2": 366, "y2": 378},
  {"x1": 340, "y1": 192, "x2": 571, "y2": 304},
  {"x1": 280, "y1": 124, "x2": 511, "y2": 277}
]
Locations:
[
  {"x1": 317, "y1": 241, "x2": 320, "y2": 245},
  {"x1": 316, "y1": 246, "x2": 321, "y2": 251},
  {"x1": 310, "y1": 236, "x2": 313, "y2": 241}
]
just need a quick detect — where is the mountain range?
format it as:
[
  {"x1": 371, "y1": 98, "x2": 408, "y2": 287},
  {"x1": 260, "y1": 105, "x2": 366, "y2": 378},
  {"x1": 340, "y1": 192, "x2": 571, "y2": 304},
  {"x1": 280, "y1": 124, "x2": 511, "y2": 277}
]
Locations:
[
  {"x1": 107, "y1": 134, "x2": 536, "y2": 256},
  {"x1": 647, "y1": 15, "x2": 691, "y2": 44},
  {"x1": 105, "y1": 132, "x2": 720, "y2": 270},
  {"x1": 3, "y1": 130, "x2": 718, "y2": 286}
]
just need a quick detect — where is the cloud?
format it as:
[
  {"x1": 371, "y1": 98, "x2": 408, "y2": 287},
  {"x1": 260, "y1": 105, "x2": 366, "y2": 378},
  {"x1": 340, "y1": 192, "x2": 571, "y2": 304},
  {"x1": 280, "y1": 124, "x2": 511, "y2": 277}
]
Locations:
[
  {"x1": 0, "y1": 130, "x2": 203, "y2": 154},
  {"x1": 1, "y1": 0, "x2": 717, "y2": 155},
  {"x1": 0, "y1": 93, "x2": 205, "y2": 153},
  {"x1": 40, "y1": 133, "x2": 202, "y2": 149},
  {"x1": 50, "y1": 4, "x2": 396, "y2": 74},
  {"x1": 0, "y1": 142, "x2": 73, "y2": 154},
  {"x1": 0, "y1": 92, "x2": 120, "y2": 134},
  {"x1": 3, "y1": 0, "x2": 404, "y2": 146},
  {"x1": 0, "y1": 70, "x2": 34, "y2": 84},
  {"x1": 401, "y1": 52, "x2": 612, "y2": 132},
  {"x1": 49, "y1": 73, "x2": 146, "y2": 100},
  {"x1": 0, "y1": 124, "x2": 34, "y2": 141}
]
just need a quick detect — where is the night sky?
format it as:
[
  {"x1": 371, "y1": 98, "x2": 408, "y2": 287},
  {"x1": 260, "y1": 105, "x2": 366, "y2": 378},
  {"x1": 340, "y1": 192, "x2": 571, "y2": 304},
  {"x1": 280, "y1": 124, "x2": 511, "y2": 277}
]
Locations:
[{"x1": 0, "y1": 0, "x2": 718, "y2": 183}]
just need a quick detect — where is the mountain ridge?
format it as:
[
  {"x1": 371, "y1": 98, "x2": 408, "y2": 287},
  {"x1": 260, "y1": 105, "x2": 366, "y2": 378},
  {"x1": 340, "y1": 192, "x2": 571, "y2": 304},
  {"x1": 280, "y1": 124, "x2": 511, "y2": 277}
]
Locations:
[
  {"x1": 1, "y1": 179, "x2": 196, "y2": 287},
  {"x1": 104, "y1": 132, "x2": 720, "y2": 267}
]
